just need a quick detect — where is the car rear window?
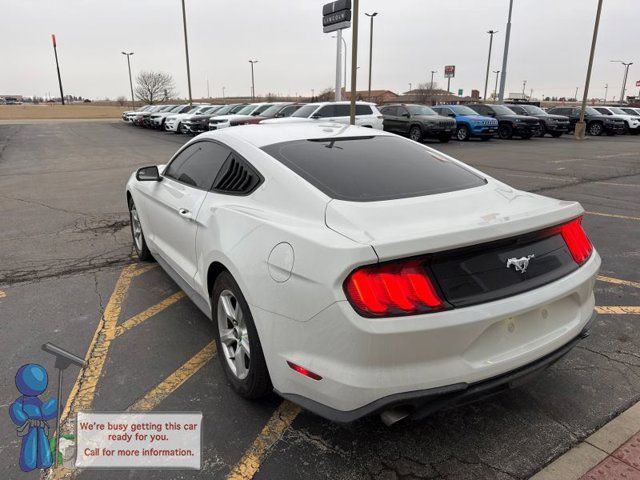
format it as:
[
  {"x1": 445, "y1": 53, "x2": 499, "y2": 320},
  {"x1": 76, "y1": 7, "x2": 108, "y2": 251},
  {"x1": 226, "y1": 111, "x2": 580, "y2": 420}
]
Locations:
[{"x1": 262, "y1": 135, "x2": 486, "y2": 202}]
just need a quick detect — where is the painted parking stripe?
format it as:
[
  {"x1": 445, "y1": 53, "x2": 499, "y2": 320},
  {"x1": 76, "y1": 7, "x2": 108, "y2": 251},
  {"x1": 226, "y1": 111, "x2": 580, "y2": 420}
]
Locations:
[
  {"x1": 127, "y1": 341, "x2": 216, "y2": 412},
  {"x1": 115, "y1": 291, "x2": 186, "y2": 337},
  {"x1": 596, "y1": 306, "x2": 640, "y2": 315},
  {"x1": 586, "y1": 211, "x2": 640, "y2": 221},
  {"x1": 597, "y1": 275, "x2": 640, "y2": 290},
  {"x1": 131, "y1": 263, "x2": 158, "y2": 277},
  {"x1": 0, "y1": 289, "x2": 5, "y2": 301},
  {"x1": 58, "y1": 264, "x2": 138, "y2": 425},
  {"x1": 227, "y1": 401, "x2": 302, "y2": 480}
]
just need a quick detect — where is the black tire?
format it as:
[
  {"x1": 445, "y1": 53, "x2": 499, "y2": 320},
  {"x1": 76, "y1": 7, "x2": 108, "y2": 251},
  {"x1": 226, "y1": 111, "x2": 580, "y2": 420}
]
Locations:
[
  {"x1": 175, "y1": 122, "x2": 182, "y2": 134},
  {"x1": 128, "y1": 198, "x2": 153, "y2": 261},
  {"x1": 438, "y1": 134, "x2": 451, "y2": 143},
  {"x1": 456, "y1": 125, "x2": 470, "y2": 141},
  {"x1": 551, "y1": 131, "x2": 563, "y2": 138},
  {"x1": 409, "y1": 125, "x2": 423, "y2": 142},
  {"x1": 498, "y1": 124, "x2": 513, "y2": 139},
  {"x1": 212, "y1": 271, "x2": 272, "y2": 399},
  {"x1": 538, "y1": 124, "x2": 547, "y2": 137},
  {"x1": 623, "y1": 122, "x2": 630, "y2": 135},
  {"x1": 587, "y1": 122, "x2": 603, "y2": 136}
]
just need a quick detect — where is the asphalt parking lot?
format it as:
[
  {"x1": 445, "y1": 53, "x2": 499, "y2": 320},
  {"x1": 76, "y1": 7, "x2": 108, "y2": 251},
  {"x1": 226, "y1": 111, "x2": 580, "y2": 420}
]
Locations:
[{"x1": 1, "y1": 121, "x2": 639, "y2": 480}]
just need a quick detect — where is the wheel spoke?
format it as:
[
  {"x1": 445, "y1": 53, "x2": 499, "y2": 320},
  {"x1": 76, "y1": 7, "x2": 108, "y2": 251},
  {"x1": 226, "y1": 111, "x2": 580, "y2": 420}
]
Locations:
[
  {"x1": 220, "y1": 294, "x2": 236, "y2": 322},
  {"x1": 219, "y1": 328, "x2": 236, "y2": 346},
  {"x1": 234, "y1": 344, "x2": 248, "y2": 377}
]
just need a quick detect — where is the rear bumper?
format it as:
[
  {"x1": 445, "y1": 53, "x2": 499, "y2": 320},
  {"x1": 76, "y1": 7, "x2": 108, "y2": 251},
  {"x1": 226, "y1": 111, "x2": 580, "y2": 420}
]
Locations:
[
  {"x1": 277, "y1": 313, "x2": 594, "y2": 423},
  {"x1": 262, "y1": 251, "x2": 600, "y2": 420}
]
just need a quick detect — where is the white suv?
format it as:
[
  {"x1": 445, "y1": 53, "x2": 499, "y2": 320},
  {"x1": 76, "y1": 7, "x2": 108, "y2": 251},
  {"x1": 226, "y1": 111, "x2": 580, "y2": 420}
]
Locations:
[
  {"x1": 261, "y1": 101, "x2": 384, "y2": 129},
  {"x1": 595, "y1": 106, "x2": 640, "y2": 134},
  {"x1": 208, "y1": 103, "x2": 275, "y2": 130},
  {"x1": 164, "y1": 104, "x2": 213, "y2": 133}
]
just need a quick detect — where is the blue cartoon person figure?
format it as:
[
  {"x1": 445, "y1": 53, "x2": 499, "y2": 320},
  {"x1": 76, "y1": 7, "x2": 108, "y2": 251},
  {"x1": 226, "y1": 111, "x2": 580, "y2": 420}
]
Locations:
[{"x1": 9, "y1": 364, "x2": 57, "y2": 472}]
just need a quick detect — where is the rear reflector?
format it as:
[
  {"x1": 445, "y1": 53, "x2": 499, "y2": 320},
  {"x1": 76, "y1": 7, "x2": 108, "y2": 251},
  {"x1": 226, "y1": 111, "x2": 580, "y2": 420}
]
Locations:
[
  {"x1": 558, "y1": 217, "x2": 593, "y2": 264},
  {"x1": 287, "y1": 361, "x2": 322, "y2": 381},
  {"x1": 344, "y1": 260, "x2": 447, "y2": 317}
]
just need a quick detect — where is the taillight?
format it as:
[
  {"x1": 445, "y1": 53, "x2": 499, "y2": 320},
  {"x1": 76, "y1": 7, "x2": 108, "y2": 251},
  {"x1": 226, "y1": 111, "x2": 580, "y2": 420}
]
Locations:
[
  {"x1": 344, "y1": 260, "x2": 448, "y2": 317},
  {"x1": 559, "y1": 217, "x2": 593, "y2": 264}
]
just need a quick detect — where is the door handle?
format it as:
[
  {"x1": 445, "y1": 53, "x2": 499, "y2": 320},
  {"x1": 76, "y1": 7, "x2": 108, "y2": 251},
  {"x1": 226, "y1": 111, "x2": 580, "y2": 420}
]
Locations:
[{"x1": 178, "y1": 208, "x2": 192, "y2": 219}]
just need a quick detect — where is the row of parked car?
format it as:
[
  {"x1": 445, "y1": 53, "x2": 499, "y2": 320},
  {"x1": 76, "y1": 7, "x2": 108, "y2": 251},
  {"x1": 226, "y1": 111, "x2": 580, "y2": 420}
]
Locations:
[{"x1": 122, "y1": 100, "x2": 640, "y2": 143}]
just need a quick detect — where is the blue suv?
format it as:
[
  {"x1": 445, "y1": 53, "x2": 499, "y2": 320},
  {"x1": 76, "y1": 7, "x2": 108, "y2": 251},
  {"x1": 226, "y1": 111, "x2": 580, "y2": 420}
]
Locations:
[{"x1": 432, "y1": 105, "x2": 498, "y2": 141}]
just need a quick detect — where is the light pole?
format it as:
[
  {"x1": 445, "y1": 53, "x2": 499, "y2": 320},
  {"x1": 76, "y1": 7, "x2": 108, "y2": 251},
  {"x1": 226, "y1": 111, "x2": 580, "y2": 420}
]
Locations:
[
  {"x1": 430, "y1": 70, "x2": 437, "y2": 91},
  {"x1": 180, "y1": 0, "x2": 193, "y2": 106},
  {"x1": 522, "y1": 80, "x2": 527, "y2": 97},
  {"x1": 222, "y1": 86, "x2": 226, "y2": 103},
  {"x1": 611, "y1": 60, "x2": 633, "y2": 105},
  {"x1": 121, "y1": 52, "x2": 135, "y2": 108},
  {"x1": 249, "y1": 60, "x2": 258, "y2": 101},
  {"x1": 493, "y1": 70, "x2": 500, "y2": 100},
  {"x1": 574, "y1": 87, "x2": 579, "y2": 101},
  {"x1": 409, "y1": 83, "x2": 412, "y2": 92},
  {"x1": 483, "y1": 30, "x2": 498, "y2": 100},
  {"x1": 349, "y1": 0, "x2": 360, "y2": 125},
  {"x1": 498, "y1": 0, "x2": 514, "y2": 102},
  {"x1": 575, "y1": 0, "x2": 603, "y2": 139},
  {"x1": 365, "y1": 12, "x2": 378, "y2": 101},
  {"x1": 604, "y1": 83, "x2": 608, "y2": 102}
]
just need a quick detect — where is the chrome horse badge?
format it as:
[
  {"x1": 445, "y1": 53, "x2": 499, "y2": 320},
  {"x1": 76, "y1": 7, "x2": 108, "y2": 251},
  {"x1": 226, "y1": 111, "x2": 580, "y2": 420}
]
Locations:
[{"x1": 506, "y1": 254, "x2": 535, "y2": 273}]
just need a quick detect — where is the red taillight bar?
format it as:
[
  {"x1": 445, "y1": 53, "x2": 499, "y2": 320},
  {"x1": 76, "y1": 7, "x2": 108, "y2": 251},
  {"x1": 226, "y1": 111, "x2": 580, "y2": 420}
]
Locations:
[
  {"x1": 344, "y1": 260, "x2": 448, "y2": 317},
  {"x1": 557, "y1": 217, "x2": 593, "y2": 264},
  {"x1": 287, "y1": 361, "x2": 322, "y2": 381}
]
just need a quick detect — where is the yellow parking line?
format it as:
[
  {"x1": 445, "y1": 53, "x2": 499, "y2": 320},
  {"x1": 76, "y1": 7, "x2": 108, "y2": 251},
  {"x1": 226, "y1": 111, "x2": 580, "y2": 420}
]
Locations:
[
  {"x1": 132, "y1": 263, "x2": 159, "y2": 277},
  {"x1": 597, "y1": 275, "x2": 640, "y2": 290},
  {"x1": 586, "y1": 211, "x2": 640, "y2": 221},
  {"x1": 0, "y1": 289, "x2": 5, "y2": 301},
  {"x1": 128, "y1": 341, "x2": 216, "y2": 412},
  {"x1": 115, "y1": 291, "x2": 186, "y2": 337},
  {"x1": 58, "y1": 264, "x2": 138, "y2": 424},
  {"x1": 227, "y1": 400, "x2": 302, "y2": 480},
  {"x1": 596, "y1": 306, "x2": 640, "y2": 315}
]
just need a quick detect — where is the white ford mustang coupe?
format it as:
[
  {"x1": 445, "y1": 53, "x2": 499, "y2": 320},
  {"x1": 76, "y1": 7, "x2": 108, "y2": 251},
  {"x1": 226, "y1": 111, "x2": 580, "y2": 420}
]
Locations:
[{"x1": 126, "y1": 123, "x2": 600, "y2": 424}]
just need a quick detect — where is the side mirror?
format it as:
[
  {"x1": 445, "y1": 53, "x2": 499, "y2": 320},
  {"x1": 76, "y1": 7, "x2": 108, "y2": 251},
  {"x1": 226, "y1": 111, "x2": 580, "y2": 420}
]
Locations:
[
  {"x1": 136, "y1": 166, "x2": 162, "y2": 182},
  {"x1": 448, "y1": 113, "x2": 456, "y2": 118},
  {"x1": 310, "y1": 114, "x2": 321, "y2": 119},
  {"x1": 402, "y1": 113, "x2": 410, "y2": 118}
]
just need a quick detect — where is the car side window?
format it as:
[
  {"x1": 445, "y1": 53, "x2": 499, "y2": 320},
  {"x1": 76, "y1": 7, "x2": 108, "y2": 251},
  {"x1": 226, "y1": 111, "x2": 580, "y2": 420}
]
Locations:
[
  {"x1": 164, "y1": 142, "x2": 231, "y2": 190},
  {"x1": 384, "y1": 106, "x2": 398, "y2": 116},
  {"x1": 163, "y1": 144, "x2": 200, "y2": 180},
  {"x1": 355, "y1": 105, "x2": 373, "y2": 115},
  {"x1": 397, "y1": 106, "x2": 409, "y2": 117},
  {"x1": 471, "y1": 105, "x2": 485, "y2": 115},
  {"x1": 440, "y1": 107, "x2": 453, "y2": 116},
  {"x1": 316, "y1": 105, "x2": 336, "y2": 118},
  {"x1": 334, "y1": 105, "x2": 352, "y2": 116},
  {"x1": 595, "y1": 108, "x2": 609, "y2": 115},
  {"x1": 279, "y1": 105, "x2": 298, "y2": 117},
  {"x1": 509, "y1": 106, "x2": 523, "y2": 114}
]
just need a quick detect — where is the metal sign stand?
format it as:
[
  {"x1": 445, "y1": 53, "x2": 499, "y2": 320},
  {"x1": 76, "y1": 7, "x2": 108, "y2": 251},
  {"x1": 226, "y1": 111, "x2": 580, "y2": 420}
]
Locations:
[
  {"x1": 42, "y1": 343, "x2": 87, "y2": 467},
  {"x1": 323, "y1": 0, "x2": 352, "y2": 102}
]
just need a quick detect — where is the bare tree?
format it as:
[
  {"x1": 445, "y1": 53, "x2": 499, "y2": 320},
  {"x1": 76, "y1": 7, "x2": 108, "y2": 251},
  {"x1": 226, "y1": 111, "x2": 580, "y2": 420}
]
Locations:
[
  {"x1": 134, "y1": 71, "x2": 176, "y2": 104},
  {"x1": 116, "y1": 96, "x2": 127, "y2": 106}
]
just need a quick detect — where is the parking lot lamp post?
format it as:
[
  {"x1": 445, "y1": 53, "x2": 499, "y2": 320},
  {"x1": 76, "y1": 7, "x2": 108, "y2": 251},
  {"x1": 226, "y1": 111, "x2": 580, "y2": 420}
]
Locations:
[
  {"x1": 574, "y1": 87, "x2": 579, "y2": 101},
  {"x1": 522, "y1": 80, "x2": 527, "y2": 97},
  {"x1": 493, "y1": 70, "x2": 500, "y2": 100},
  {"x1": 121, "y1": 52, "x2": 135, "y2": 108},
  {"x1": 249, "y1": 60, "x2": 258, "y2": 101},
  {"x1": 222, "y1": 86, "x2": 226, "y2": 103},
  {"x1": 430, "y1": 70, "x2": 437, "y2": 100},
  {"x1": 180, "y1": 0, "x2": 193, "y2": 106},
  {"x1": 498, "y1": 0, "x2": 514, "y2": 102},
  {"x1": 604, "y1": 83, "x2": 608, "y2": 102},
  {"x1": 409, "y1": 83, "x2": 412, "y2": 92},
  {"x1": 611, "y1": 60, "x2": 633, "y2": 105},
  {"x1": 575, "y1": 0, "x2": 603, "y2": 140},
  {"x1": 349, "y1": 0, "x2": 359, "y2": 125},
  {"x1": 365, "y1": 12, "x2": 378, "y2": 101},
  {"x1": 483, "y1": 30, "x2": 498, "y2": 100}
]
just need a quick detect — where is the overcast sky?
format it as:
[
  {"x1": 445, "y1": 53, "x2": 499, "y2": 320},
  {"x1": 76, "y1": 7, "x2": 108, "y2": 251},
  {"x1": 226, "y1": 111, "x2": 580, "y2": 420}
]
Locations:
[{"x1": 1, "y1": 0, "x2": 638, "y2": 101}]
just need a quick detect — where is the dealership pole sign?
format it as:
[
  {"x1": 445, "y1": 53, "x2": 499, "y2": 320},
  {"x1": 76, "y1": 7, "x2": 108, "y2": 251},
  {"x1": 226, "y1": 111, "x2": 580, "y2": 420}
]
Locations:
[
  {"x1": 444, "y1": 65, "x2": 456, "y2": 78},
  {"x1": 323, "y1": 0, "x2": 351, "y2": 102},
  {"x1": 636, "y1": 80, "x2": 640, "y2": 87},
  {"x1": 323, "y1": 0, "x2": 351, "y2": 33}
]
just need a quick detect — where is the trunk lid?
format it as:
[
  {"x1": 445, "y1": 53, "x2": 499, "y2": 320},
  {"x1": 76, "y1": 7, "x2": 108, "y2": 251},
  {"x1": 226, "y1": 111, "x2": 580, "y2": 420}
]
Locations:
[{"x1": 325, "y1": 181, "x2": 583, "y2": 260}]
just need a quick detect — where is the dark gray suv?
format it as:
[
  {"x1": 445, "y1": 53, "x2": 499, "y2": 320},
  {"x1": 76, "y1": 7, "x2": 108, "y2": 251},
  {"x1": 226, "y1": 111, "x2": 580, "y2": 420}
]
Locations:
[{"x1": 380, "y1": 104, "x2": 456, "y2": 143}]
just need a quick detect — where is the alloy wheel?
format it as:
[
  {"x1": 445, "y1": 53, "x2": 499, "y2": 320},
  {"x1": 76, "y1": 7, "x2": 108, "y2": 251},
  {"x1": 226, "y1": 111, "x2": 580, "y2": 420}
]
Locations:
[
  {"x1": 130, "y1": 205, "x2": 143, "y2": 252},
  {"x1": 217, "y1": 290, "x2": 251, "y2": 380},
  {"x1": 409, "y1": 126, "x2": 422, "y2": 142}
]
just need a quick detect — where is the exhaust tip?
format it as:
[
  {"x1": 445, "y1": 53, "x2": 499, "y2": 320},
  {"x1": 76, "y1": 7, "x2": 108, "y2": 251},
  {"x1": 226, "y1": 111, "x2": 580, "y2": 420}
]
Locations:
[{"x1": 380, "y1": 406, "x2": 412, "y2": 426}]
